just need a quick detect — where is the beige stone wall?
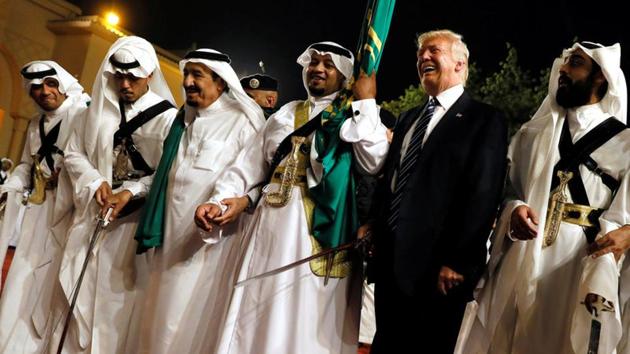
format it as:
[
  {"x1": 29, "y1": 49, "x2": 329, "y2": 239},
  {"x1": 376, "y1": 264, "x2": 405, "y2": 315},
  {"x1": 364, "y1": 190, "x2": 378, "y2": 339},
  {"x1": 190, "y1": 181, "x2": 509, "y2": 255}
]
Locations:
[
  {"x1": 77, "y1": 32, "x2": 116, "y2": 93},
  {"x1": 0, "y1": 0, "x2": 81, "y2": 162},
  {"x1": 0, "y1": 0, "x2": 182, "y2": 164},
  {"x1": 161, "y1": 56, "x2": 184, "y2": 106},
  {"x1": 0, "y1": 46, "x2": 16, "y2": 158}
]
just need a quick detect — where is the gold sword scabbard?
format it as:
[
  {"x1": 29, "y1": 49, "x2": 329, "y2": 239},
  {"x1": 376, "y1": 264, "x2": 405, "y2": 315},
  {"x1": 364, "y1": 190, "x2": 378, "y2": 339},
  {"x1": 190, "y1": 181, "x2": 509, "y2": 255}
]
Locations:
[
  {"x1": 265, "y1": 136, "x2": 306, "y2": 207},
  {"x1": 28, "y1": 154, "x2": 49, "y2": 205},
  {"x1": 113, "y1": 139, "x2": 131, "y2": 187},
  {"x1": 543, "y1": 170, "x2": 573, "y2": 247}
]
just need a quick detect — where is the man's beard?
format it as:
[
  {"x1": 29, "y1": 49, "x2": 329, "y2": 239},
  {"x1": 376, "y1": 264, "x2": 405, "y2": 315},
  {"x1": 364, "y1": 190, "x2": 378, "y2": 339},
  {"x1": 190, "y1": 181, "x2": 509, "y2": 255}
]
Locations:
[
  {"x1": 556, "y1": 74, "x2": 594, "y2": 109},
  {"x1": 307, "y1": 84, "x2": 325, "y2": 97},
  {"x1": 185, "y1": 86, "x2": 200, "y2": 106}
]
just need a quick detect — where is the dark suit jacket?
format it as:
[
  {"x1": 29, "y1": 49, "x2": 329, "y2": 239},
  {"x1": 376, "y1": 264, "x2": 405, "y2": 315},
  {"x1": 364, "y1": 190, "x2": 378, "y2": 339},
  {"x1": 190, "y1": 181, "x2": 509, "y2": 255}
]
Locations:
[{"x1": 373, "y1": 90, "x2": 508, "y2": 297}]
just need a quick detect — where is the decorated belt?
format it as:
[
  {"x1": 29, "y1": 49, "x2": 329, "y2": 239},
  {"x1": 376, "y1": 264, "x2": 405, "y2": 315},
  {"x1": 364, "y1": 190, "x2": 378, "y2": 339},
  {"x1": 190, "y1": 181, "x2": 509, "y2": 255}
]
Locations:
[
  {"x1": 560, "y1": 202, "x2": 603, "y2": 228},
  {"x1": 271, "y1": 170, "x2": 307, "y2": 184},
  {"x1": 544, "y1": 170, "x2": 604, "y2": 247}
]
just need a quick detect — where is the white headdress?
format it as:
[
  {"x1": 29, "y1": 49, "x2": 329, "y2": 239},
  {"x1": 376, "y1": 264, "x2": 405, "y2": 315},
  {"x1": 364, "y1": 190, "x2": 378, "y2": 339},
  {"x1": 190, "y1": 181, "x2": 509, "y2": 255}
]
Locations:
[
  {"x1": 179, "y1": 48, "x2": 265, "y2": 130},
  {"x1": 532, "y1": 42, "x2": 626, "y2": 128},
  {"x1": 296, "y1": 41, "x2": 355, "y2": 95},
  {"x1": 84, "y1": 36, "x2": 175, "y2": 162},
  {"x1": 21, "y1": 60, "x2": 90, "y2": 147},
  {"x1": 20, "y1": 60, "x2": 84, "y2": 97}
]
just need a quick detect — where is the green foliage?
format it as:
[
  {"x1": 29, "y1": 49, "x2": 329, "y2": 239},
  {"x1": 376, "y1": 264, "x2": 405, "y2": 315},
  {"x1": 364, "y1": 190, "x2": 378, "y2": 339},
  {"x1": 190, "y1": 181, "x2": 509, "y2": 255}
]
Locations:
[
  {"x1": 381, "y1": 84, "x2": 426, "y2": 116},
  {"x1": 474, "y1": 44, "x2": 548, "y2": 135},
  {"x1": 380, "y1": 43, "x2": 550, "y2": 136}
]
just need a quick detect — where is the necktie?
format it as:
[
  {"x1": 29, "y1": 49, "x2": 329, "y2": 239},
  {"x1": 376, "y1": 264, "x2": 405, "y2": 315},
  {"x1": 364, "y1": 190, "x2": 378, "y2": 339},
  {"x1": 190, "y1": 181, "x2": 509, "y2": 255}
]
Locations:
[{"x1": 387, "y1": 98, "x2": 437, "y2": 230}]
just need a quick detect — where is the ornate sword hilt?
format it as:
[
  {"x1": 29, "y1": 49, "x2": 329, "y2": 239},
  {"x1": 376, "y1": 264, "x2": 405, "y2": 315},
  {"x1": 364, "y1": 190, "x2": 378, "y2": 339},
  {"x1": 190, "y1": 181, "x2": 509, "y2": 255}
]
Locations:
[
  {"x1": 265, "y1": 136, "x2": 306, "y2": 207},
  {"x1": 543, "y1": 170, "x2": 573, "y2": 247}
]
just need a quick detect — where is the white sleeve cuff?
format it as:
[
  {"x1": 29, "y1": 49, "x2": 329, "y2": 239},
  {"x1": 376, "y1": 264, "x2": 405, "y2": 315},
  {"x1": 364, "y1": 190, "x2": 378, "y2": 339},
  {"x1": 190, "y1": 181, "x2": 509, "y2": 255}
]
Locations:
[
  {"x1": 340, "y1": 99, "x2": 379, "y2": 142},
  {"x1": 206, "y1": 198, "x2": 228, "y2": 213},
  {"x1": 120, "y1": 180, "x2": 145, "y2": 197},
  {"x1": 87, "y1": 177, "x2": 107, "y2": 194}
]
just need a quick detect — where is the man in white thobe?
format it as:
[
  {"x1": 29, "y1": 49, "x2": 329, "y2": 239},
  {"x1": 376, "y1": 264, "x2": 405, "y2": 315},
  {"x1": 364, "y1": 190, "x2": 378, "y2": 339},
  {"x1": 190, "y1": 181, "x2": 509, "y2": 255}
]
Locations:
[
  {"x1": 456, "y1": 42, "x2": 629, "y2": 354},
  {"x1": 195, "y1": 41, "x2": 388, "y2": 354},
  {"x1": 129, "y1": 48, "x2": 265, "y2": 354},
  {"x1": 0, "y1": 158, "x2": 13, "y2": 243},
  {"x1": 0, "y1": 158, "x2": 15, "y2": 253},
  {"x1": 0, "y1": 60, "x2": 90, "y2": 354},
  {"x1": 589, "y1": 224, "x2": 630, "y2": 353},
  {"x1": 58, "y1": 36, "x2": 177, "y2": 353}
]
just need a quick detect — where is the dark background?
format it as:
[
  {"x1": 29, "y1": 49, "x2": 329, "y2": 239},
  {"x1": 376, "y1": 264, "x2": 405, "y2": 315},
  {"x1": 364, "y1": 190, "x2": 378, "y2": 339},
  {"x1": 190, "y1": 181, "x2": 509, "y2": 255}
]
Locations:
[{"x1": 69, "y1": 0, "x2": 628, "y2": 105}]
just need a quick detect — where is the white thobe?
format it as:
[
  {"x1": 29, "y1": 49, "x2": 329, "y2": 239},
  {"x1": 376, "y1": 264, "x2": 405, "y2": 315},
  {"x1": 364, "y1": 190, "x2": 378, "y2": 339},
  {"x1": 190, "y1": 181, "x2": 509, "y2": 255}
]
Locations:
[
  {"x1": 0, "y1": 94, "x2": 88, "y2": 354},
  {"x1": 457, "y1": 103, "x2": 630, "y2": 354},
  {"x1": 620, "y1": 256, "x2": 630, "y2": 354},
  {"x1": 0, "y1": 170, "x2": 12, "y2": 248},
  {"x1": 58, "y1": 90, "x2": 177, "y2": 354},
  {"x1": 359, "y1": 281, "x2": 376, "y2": 344},
  {"x1": 135, "y1": 94, "x2": 260, "y2": 354},
  {"x1": 210, "y1": 93, "x2": 389, "y2": 354}
]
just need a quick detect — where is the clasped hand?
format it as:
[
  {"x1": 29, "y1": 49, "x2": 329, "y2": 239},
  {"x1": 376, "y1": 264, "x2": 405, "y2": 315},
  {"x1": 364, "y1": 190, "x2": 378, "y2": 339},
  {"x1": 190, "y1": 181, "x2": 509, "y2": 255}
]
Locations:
[{"x1": 194, "y1": 196, "x2": 249, "y2": 232}]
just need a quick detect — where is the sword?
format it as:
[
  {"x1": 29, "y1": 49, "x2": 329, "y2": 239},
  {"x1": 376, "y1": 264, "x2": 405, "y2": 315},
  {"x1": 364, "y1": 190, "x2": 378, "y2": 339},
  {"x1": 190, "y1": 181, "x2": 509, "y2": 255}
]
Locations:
[
  {"x1": 235, "y1": 232, "x2": 372, "y2": 288},
  {"x1": 55, "y1": 207, "x2": 113, "y2": 354},
  {"x1": 583, "y1": 293, "x2": 615, "y2": 354}
]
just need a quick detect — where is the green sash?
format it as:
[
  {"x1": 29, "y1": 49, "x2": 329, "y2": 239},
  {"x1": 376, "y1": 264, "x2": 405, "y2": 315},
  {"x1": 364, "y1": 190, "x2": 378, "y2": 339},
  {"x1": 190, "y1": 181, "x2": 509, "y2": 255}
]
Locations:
[
  {"x1": 135, "y1": 109, "x2": 185, "y2": 254},
  {"x1": 309, "y1": 93, "x2": 358, "y2": 249},
  {"x1": 309, "y1": 0, "x2": 396, "y2": 249}
]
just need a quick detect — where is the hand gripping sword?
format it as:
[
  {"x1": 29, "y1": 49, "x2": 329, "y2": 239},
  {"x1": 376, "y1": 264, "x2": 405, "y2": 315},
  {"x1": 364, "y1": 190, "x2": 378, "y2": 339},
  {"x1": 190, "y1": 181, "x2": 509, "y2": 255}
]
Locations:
[
  {"x1": 55, "y1": 207, "x2": 113, "y2": 354},
  {"x1": 235, "y1": 232, "x2": 372, "y2": 288}
]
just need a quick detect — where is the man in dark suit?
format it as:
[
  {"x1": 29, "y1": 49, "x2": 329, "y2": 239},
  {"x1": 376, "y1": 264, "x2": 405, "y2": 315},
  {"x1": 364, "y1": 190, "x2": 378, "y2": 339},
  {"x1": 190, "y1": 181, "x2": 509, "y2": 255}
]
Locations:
[{"x1": 367, "y1": 29, "x2": 508, "y2": 353}]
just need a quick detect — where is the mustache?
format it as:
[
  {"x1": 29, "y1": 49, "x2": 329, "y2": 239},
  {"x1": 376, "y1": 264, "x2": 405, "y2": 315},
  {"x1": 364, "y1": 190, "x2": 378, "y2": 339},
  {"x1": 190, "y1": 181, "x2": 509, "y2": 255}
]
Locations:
[
  {"x1": 308, "y1": 74, "x2": 325, "y2": 81},
  {"x1": 184, "y1": 86, "x2": 200, "y2": 93},
  {"x1": 558, "y1": 74, "x2": 571, "y2": 86}
]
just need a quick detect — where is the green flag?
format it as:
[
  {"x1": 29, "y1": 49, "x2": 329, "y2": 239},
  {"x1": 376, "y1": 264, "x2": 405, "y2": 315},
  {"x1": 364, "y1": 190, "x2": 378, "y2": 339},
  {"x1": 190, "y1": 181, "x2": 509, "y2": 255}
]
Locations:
[
  {"x1": 309, "y1": 0, "x2": 396, "y2": 249},
  {"x1": 356, "y1": 0, "x2": 397, "y2": 76}
]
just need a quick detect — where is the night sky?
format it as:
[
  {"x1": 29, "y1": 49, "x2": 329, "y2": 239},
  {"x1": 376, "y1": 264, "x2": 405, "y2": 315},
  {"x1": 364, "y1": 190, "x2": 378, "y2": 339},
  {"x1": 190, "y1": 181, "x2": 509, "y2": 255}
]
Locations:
[{"x1": 68, "y1": 0, "x2": 629, "y2": 105}]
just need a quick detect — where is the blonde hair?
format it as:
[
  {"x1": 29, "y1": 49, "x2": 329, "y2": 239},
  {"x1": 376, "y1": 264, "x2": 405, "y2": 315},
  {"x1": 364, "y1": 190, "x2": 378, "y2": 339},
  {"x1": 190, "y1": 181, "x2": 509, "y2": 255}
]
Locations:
[{"x1": 417, "y1": 29, "x2": 469, "y2": 84}]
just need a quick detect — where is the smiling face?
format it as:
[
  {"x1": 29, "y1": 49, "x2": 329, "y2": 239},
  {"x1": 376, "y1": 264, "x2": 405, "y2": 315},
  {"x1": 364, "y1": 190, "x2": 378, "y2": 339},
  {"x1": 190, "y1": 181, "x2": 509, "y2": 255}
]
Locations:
[
  {"x1": 417, "y1": 36, "x2": 465, "y2": 97},
  {"x1": 556, "y1": 48, "x2": 606, "y2": 109},
  {"x1": 183, "y1": 62, "x2": 226, "y2": 108},
  {"x1": 29, "y1": 77, "x2": 66, "y2": 111},
  {"x1": 306, "y1": 53, "x2": 345, "y2": 97}
]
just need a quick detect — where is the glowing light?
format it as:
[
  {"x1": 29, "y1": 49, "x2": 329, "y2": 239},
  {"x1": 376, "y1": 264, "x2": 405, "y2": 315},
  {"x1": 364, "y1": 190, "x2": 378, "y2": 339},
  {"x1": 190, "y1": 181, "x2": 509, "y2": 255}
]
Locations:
[{"x1": 105, "y1": 12, "x2": 120, "y2": 26}]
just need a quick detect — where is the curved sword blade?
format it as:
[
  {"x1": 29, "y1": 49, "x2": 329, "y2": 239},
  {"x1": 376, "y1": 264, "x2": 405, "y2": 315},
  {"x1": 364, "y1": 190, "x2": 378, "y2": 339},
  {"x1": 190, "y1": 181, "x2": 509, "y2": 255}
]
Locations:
[{"x1": 235, "y1": 241, "x2": 356, "y2": 288}]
